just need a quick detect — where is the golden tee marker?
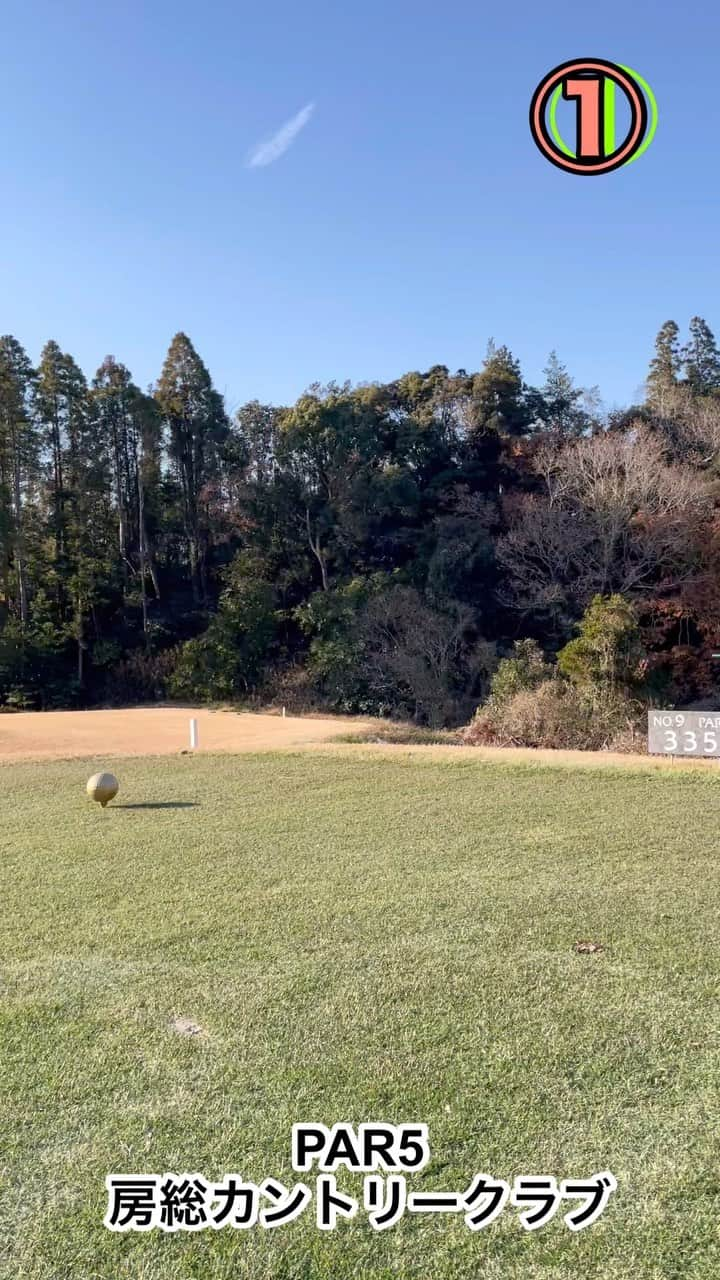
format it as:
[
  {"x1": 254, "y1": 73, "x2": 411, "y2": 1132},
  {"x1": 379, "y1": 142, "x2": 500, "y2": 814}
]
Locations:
[{"x1": 86, "y1": 772, "x2": 119, "y2": 808}]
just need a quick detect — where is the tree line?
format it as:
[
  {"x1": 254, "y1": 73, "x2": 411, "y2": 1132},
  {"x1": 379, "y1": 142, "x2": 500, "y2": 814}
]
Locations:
[{"x1": 0, "y1": 320, "x2": 718, "y2": 733}]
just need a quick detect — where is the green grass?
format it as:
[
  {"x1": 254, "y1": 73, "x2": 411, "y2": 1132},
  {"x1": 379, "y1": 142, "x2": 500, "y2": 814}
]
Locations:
[{"x1": 1, "y1": 750, "x2": 720, "y2": 1279}]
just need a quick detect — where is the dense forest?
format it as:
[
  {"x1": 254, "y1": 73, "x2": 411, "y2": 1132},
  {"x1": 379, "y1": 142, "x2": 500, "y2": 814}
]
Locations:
[{"x1": 0, "y1": 319, "x2": 718, "y2": 743}]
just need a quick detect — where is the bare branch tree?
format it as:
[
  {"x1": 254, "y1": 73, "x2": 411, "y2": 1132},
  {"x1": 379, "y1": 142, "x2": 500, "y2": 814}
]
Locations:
[{"x1": 498, "y1": 427, "x2": 711, "y2": 623}]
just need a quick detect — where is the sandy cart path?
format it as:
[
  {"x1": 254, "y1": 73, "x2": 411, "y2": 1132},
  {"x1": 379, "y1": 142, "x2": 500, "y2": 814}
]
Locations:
[{"x1": 0, "y1": 707, "x2": 373, "y2": 762}]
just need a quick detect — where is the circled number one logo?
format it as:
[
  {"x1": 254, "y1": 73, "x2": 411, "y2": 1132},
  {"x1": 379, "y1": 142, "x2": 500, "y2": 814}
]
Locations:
[{"x1": 530, "y1": 58, "x2": 658, "y2": 174}]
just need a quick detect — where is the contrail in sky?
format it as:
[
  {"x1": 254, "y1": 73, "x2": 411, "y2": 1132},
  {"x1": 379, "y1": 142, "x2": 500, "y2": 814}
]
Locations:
[{"x1": 247, "y1": 103, "x2": 316, "y2": 168}]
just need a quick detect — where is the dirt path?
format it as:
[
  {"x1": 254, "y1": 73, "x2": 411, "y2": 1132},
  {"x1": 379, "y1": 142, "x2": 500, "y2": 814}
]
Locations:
[
  {"x1": 0, "y1": 706, "x2": 713, "y2": 773},
  {"x1": 0, "y1": 707, "x2": 373, "y2": 762}
]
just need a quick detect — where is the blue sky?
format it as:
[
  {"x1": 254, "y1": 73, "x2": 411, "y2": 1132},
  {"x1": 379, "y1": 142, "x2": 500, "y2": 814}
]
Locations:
[{"x1": 1, "y1": 0, "x2": 718, "y2": 413}]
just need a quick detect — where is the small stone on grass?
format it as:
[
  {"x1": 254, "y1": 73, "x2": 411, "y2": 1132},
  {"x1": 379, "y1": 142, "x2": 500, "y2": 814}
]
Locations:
[{"x1": 170, "y1": 1016, "x2": 203, "y2": 1037}]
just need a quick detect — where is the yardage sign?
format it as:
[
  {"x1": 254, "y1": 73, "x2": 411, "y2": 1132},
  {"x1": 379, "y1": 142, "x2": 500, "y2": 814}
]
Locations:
[{"x1": 647, "y1": 711, "x2": 720, "y2": 757}]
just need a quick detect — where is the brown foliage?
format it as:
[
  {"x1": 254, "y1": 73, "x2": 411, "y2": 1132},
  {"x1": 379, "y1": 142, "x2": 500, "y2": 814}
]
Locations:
[
  {"x1": 498, "y1": 428, "x2": 712, "y2": 627},
  {"x1": 464, "y1": 680, "x2": 644, "y2": 752},
  {"x1": 105, "y1": 648, "x2": 178, "y2": 705}
]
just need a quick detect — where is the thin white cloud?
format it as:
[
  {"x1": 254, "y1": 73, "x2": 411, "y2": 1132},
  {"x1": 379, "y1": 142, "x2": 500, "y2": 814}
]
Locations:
[{"x1": 247, "y1": 102, "x2": 316, "y2": 168}]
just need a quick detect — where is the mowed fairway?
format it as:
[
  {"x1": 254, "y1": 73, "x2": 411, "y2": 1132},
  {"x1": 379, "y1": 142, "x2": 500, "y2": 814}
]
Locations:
[{"x1": 1, "y1": 750, "x2": 720, "y2": 1280}]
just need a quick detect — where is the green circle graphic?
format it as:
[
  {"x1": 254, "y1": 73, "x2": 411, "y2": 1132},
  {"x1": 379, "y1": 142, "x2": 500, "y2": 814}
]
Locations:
[
  {"x1": 618, "y1": 65, "x2": 658, "y2": 164},
  {"x1": 549, "y1": 84, "x2": 574, "y2": 157}
]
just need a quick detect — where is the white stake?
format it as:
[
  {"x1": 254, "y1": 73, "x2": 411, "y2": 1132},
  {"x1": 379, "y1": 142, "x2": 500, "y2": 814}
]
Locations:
[
  {"x1": 189, "y1": 718, "x2": 199, "y2": 750},
  {"x1": 282, "y1": 706, "x2": 286, "y2": 718}
]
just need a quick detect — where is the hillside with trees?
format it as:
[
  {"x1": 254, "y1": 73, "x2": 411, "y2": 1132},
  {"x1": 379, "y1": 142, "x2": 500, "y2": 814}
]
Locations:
[{"x1": 1, "y1": 321, "x2": 718, "y2": 743}]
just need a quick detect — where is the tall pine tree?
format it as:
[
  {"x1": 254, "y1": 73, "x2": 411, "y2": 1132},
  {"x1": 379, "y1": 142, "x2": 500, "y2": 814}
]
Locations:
[
  {"x1": 36, "y1": 340, "x2": 69, "y2": 598},
  {"x1": 0, "y1": 337, "x2": 39, "y2": 626},
  {"x1": 93, "y1": 356, "x2": 162, "y2": 637},
  {"x1": 647, "y1": 320, "x2": 681, "y2": 409},
  {"x1": 36, "y1": 343, "x2": 112, "y2": 686},
  {"x1": 534, "y1": 351, "x2": 591, "y2": 436},
  {"x1": 471, "y1": 342, "x2": 531, "y2": 436},
  {"x1": 63, "y1": 354, "x2": 112, "y2": 688},
  {"x1": 683, "y1": 316, "x2": 720, "y2": 396},
  {"x1": 156, "y1": 333, "x2": 228, "y2": 604}
]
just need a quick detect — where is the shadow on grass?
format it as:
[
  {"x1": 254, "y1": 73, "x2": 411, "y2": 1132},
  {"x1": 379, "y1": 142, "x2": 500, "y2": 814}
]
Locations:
[{"x1": 114, "y1": 802, "x2": 200, "y2": 810}]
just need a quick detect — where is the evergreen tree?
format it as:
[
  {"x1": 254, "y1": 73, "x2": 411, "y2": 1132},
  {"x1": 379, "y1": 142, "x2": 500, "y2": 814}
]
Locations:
[
  {"x1": 133, "y1": 385, "x2": 164, "y2": 625},
  {"x1": 36, "y1": 340, "x2": 69, "y2": 594},
  {"x1": 647, "y1": 320, "x2": 681, "y2": 409},
  {"x1": 62, "y1": 354, "x2": 112, "y2": 688},
  {"x1": 156, "y1": 333, "x2": 228, "y2": 603},
  {"x1": 93, "y1": 357, "x2": 136, "y2": 583},
  {"x1": 93, "y1": 357, "x2": 162, "y2": 636},
  {"x1": 471, "y1": 342, "x2": 531, "y2": 436},
  {"x1": 234, "y1": 400, "x2": 281, "y2": 485},
  {"x1": 683, "y1": 316, "x2": 720, "y2": 396},
  {"x1": 36, "y1": 343, "x2": 113, "y2": 686},
  {"x1": 0, "y1": 337, "x2": 39, "y2": 625},
  {"x1": 533, "y1": 351, "x2": 590, "y2": 436}
]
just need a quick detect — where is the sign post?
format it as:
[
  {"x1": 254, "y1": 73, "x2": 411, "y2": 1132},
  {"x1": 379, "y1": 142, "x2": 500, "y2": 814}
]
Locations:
[{"x1": 647, "y1": 710, "x2": 720, "y2": 759}]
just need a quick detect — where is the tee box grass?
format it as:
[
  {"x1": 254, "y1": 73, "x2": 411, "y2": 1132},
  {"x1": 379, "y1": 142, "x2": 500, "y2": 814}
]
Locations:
[{"x1": 1, "y1": 750, "x2": 719, "y2": 1279}]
